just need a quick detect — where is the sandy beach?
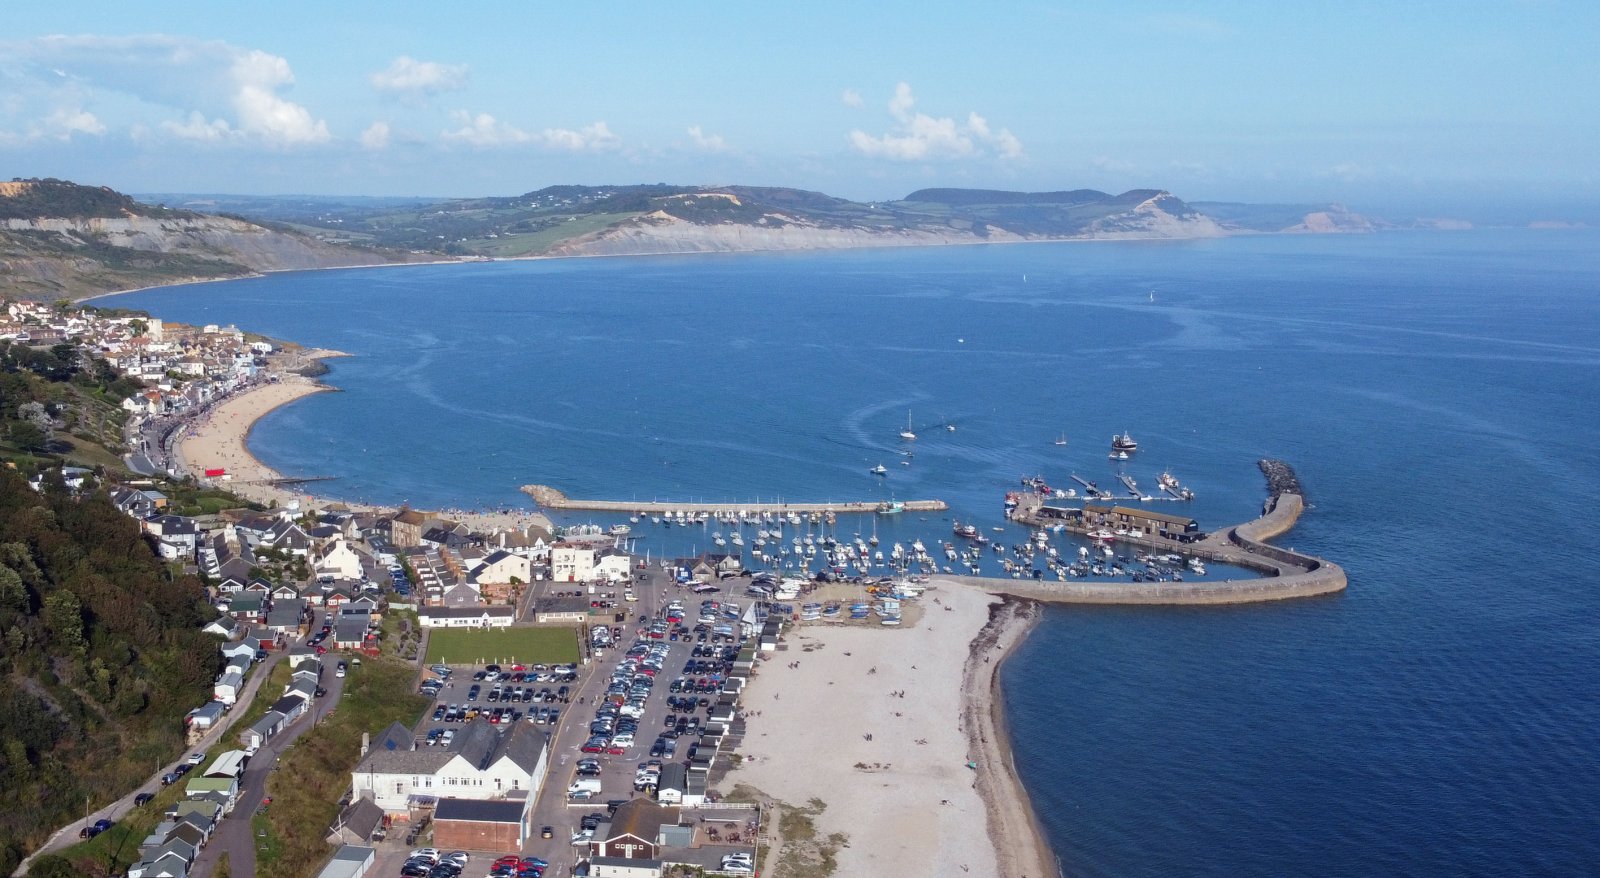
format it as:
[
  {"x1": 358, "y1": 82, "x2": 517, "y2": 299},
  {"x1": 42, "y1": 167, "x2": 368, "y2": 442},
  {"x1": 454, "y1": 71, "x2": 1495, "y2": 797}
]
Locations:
[
  {"x1": 731, "y1": 580, "x2": 1056, "y2": 877},
  {"x1": 171, "y1": 353, "x2": 553, "y2": 533}
]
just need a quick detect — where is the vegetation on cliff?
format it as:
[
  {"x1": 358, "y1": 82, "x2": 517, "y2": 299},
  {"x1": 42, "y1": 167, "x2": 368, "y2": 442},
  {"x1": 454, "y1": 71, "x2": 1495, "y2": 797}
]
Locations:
[{"x1": 0, "y1": 466, "x2": 220, "y2": 873}]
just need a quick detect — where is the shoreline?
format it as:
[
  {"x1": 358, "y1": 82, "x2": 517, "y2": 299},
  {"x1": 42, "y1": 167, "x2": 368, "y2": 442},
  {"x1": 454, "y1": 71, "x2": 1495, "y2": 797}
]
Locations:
[
  {"x1": 730, "y1": 583, "x2": 1058, "y2": 877},
  {"x1": 168, "y1": 352, "x2": 553, "y2": 533},
  {"x1": 76, "y1": 227, "x2": 1266, "y2": 306},
  {"x1": 961, "y1": 593, "x2": 1058, "y2": 878}
]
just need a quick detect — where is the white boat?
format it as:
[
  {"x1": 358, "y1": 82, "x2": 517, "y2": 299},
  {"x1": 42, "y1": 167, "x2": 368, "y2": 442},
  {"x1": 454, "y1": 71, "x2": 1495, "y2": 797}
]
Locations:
[
  {"x1": 1054, "y1": 432, "x2": 1068, "y2": 446},
  {"x1": 899, "y1": 411, "x2": 917, "y2": 441},
  {"x1": 1109, "y1": 450, "x2": 1129, "y2": 460},
  {"x1": 609, "y1": 524, "x2": 631, "y2": 536},
  {"x1": 870, "y1": 464, "x2": 888, "y2": 476},
  {"x1": 1111, "y1": 431, "x2": 1138, "y2": 453}
]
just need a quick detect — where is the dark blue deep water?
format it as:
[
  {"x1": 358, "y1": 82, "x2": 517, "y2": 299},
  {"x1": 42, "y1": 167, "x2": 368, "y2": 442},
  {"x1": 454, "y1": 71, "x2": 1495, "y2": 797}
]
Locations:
[{"x1": 114, "y1": 230, "x2": 1600, "y2": 875}]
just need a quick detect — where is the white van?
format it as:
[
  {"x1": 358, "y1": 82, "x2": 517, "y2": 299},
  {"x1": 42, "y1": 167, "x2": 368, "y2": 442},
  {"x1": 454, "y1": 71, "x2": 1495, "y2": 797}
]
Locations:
[{"x1": 568, "y1": 777, "x2": 602, "y2": 795}]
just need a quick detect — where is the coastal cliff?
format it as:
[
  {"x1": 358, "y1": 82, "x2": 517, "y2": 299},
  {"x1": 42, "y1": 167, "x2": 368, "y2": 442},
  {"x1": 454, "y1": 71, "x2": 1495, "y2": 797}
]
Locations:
[{"x1": 0, "y1": 179, "x2": 423, "y2": 299}]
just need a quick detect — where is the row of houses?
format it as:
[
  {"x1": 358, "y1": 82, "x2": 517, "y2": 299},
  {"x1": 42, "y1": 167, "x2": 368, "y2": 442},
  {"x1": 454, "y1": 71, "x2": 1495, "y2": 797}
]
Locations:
[{"x1": 125, "y1": 748, "x2": 254, "y2": 878}]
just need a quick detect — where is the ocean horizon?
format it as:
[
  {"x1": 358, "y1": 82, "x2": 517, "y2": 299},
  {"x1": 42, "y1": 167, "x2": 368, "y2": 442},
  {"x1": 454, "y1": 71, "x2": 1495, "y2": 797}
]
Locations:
[{"x1": 113, "y1": 228, "x2": 1600, "y2": 876}]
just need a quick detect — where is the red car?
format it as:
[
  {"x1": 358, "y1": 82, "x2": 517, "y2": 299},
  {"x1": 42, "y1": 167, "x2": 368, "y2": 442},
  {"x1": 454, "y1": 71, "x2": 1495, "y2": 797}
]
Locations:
[{"x1": 605, "y1": 741, "x2": 628, "y2": 755}]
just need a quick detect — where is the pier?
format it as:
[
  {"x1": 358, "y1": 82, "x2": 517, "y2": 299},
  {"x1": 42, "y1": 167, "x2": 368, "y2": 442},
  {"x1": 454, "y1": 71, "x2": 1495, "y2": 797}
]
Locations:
[{"x1": 521, "y1": 484, "x2": 948, "y2": 514}]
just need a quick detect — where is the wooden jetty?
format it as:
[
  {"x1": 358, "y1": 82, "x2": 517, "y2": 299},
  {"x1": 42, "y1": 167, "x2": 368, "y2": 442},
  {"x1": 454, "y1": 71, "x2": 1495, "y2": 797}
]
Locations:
[{"x1": 521, "y1": 484, "x2": 947, "y2": 514}]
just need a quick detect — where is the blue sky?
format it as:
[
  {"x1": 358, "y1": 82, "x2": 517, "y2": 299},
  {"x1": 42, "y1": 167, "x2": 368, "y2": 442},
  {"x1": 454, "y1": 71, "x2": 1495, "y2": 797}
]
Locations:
[{"x1": 2, "y1": 2, "x2": 1597, "y2": 215}]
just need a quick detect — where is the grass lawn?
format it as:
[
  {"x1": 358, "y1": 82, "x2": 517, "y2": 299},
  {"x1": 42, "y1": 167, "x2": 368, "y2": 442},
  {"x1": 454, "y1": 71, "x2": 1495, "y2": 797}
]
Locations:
[{"x1": 424, "y1": 626, "x2": 580, "y2": 667}]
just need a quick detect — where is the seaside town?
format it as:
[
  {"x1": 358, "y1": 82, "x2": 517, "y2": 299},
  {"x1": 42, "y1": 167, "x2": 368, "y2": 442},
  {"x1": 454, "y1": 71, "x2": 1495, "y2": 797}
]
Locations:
[{"x1": 2, "y1": 300, "x2": 1337, "y2": 878}]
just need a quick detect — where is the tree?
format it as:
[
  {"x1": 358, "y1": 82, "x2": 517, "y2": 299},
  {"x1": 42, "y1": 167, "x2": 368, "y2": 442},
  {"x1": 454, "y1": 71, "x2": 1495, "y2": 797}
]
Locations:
[
  {"x1": 8, "y1": 421, "x2": 47, "y2": 453},
  {"x1": 42, "y1": 590, "x2": 85, "y2": 654}
]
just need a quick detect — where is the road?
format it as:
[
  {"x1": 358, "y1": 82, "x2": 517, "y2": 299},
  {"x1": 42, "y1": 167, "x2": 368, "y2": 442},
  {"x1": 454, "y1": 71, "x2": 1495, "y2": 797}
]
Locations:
[
  {"x1": 188, "y1": 655, "x2": 347, "y2": 878},
  {"x1": 13, "y1": 643, "x2": 291, "y2": 877}
]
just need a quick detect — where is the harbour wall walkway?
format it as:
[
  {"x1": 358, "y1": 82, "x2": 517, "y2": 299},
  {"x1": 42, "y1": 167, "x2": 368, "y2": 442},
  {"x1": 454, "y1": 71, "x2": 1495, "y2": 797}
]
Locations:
[
  {"x1": 968, "y1": 490, "x2": 1346, "y2": 605},
  {"x1": 521, "y1": 484, "x2": 948, "y2": 514}
]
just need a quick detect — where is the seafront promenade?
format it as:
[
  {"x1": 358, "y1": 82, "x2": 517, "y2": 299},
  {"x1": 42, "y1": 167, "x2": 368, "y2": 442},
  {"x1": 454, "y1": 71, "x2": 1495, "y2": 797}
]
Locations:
[{"x1": 521, "y1": 483, "x2": 948, "y2": 514}]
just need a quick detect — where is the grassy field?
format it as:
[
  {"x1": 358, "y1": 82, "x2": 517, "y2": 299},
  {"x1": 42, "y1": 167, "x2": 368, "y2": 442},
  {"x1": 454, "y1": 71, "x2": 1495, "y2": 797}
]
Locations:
[
  {"x1": 468, "y1": 211, "x2": 641, "y2": 256},
  {"x1": 424, "y1": 626, "x2": 580, "y2": 666}
]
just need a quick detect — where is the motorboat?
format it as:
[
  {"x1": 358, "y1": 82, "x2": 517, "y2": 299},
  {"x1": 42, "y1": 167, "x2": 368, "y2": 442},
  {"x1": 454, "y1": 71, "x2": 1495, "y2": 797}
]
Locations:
[
  {"x1": 870, "y1": 464, "x2": 887, "y2": 476},
  {"x1": 1111, "y1": 432, "x2": 1138, "y2": 453}
]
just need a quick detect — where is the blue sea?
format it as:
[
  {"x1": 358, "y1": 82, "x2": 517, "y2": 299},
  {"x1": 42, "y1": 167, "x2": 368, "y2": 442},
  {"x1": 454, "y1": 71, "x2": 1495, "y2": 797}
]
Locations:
[{"x1": 114, "y1": 229, "x2": 1600, "y2": 876}]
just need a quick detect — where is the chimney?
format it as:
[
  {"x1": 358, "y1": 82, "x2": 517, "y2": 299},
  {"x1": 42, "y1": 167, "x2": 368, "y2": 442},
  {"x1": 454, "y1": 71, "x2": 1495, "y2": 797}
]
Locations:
[{"x1": 360, "y1": 731, "x2": 369, "y2": 758}]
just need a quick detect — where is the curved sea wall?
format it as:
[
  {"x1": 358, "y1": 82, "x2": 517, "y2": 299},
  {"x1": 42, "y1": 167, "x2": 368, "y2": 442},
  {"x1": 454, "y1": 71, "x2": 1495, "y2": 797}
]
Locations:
[{"x1": 955, "y1": 491, "x2": 1346, "y2": 605}]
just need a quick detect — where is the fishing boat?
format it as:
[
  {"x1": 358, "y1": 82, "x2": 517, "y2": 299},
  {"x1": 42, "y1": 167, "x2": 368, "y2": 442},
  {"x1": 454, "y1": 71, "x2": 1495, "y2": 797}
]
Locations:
[
  {"x1": 870, "y1": 464, "x2": 887, "y2": 476},
  {"x1": 1111, "y1": 431, "x2": 1139, "y2": 453},
  {"x1": 899, "y1": 411, "x2": 917, "y2": 442}
]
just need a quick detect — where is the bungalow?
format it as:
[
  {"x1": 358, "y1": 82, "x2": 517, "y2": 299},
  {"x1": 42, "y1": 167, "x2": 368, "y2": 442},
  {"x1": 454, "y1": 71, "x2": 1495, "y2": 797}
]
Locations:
[
  {"x1": 264, "y1": 598, "x2": 306, "y2": 636},
  {"x1": 202, "y1": 615, "x2": 239, "y2": 639},
  {"x1": 205, "y1": 750, "x2": 250, "y2": 779},
  {"x1": 213, "y1": 671, "x2": 245, "y2": 706},
  {"x1": 334, "y1": 616, "x2": 371, "y2": 649},
  {"x1": 127, "y1": 839, "x2": 196, "y2": 878},
  {"x1": 227, "y1": 593, "x2": 264, "y2": 621},
  {"x1": 587, "y1": 857, "x2": 663, "y2": 878},
  {"x1": 270, "y1": 693, "x2": 310, "y2": 724},
  {"x1": 270, "y1": 583, "x2": 301, "y2": 602},
  {"x1": 241, "y1": 710, "x2": 286, "y2": 751},
  {"x1": 220, "y1": 637, "x2": 262, "y2": 664},
  {"x1": 417, "y1": 606, "x2": 516, "y2": 628},
  {"x1": 184, "y1": 701, "x2": 227, "y2": 731},
  {"x1": 184, "y1": 776, "x2": 240, "y2": 815}
]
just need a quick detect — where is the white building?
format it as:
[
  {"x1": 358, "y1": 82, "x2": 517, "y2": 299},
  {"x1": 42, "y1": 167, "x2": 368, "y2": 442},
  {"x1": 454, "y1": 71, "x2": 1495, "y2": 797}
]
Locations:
[
  {"x1": 350, "y1": 718, "x2": 547, "y2": 815},
  {"x1": 416, "y1": 606, "x2": 516, "y2": 628}
]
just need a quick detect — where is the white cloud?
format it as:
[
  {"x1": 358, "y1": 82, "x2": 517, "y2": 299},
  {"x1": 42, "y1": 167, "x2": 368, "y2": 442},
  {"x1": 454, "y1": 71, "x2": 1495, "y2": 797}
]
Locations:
[
  {"x1": 370, "y1": 56, "x2": 468, "y2": 96},
  {"x1": 162, "y1": 111, "x2": 232, "y2": 142},
  {"x1": 848, "y1": 82, "x2": 1023, "y2": 162},
  {"x1": 442, "y1": 111, "x2": 533, "y2": 146},
  {"x1": 360, "y1": 121, "x2": 391, "y2": 150},
  {"x1": 35, "y1": 107, "x2": 105, "y2": 140},
  {"x1": 542, "y1": 122, "x2": 620, "y2": 152},
  {"x1": 442, "y1": 112, "x2": 618, "y2": 151},
  {"x1": 7, "y1": 34, "x2": 329, "y2": 146},
  {"x1": 686, "y1": 125, "x2": 727, "y2": 152},
  {"x1": 841, "y1": 88, "x2": 864, "y2": 108}
]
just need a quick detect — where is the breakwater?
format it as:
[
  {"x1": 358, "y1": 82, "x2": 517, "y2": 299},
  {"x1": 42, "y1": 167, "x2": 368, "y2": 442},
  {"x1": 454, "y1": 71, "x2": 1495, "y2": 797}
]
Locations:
[
  {"x1": 521, "y1": 484, "x2": 948, "y2": 514},
  {"x1": 981, "y1": 469, "x2": 1345, "y2": 605}
]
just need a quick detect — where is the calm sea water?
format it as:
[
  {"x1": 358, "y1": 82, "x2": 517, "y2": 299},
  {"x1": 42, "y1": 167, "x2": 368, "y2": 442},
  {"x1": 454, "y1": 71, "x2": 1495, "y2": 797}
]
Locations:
[{"x1": 115, "y1": 230, "x2": 1600, "y2": 875}]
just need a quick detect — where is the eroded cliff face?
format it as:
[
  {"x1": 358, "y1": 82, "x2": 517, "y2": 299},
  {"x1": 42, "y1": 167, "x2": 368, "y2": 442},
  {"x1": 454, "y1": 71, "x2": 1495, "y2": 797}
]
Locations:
[
  {"x1": 2, "y1": 214, "x2": 390, "y2": 271},
  {"x1": 543, "y1": 197, "x2": 1230, "y2": 258}
]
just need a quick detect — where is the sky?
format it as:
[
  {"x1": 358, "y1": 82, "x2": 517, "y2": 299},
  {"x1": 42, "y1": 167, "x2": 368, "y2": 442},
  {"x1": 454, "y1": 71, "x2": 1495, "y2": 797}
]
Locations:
[{"x1": 2, "y1": 2, "x2": 1598, "y2": 217}]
